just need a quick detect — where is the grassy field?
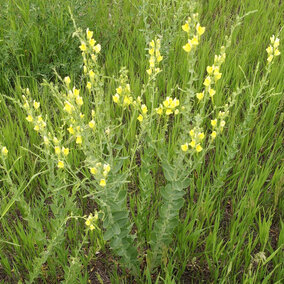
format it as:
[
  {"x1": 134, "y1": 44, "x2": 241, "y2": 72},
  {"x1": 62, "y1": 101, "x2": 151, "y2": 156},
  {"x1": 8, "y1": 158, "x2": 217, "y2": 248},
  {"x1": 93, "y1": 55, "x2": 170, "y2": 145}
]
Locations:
[{"x1": 0, "y1": 0, "x2": 283, "y2": 283}]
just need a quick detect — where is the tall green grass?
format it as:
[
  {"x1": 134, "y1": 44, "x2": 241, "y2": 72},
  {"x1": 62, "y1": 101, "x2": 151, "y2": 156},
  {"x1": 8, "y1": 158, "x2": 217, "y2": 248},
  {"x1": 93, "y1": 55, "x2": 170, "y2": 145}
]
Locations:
[{"x1": 0, "y1": 0, "x2": 283, "y2": 283}]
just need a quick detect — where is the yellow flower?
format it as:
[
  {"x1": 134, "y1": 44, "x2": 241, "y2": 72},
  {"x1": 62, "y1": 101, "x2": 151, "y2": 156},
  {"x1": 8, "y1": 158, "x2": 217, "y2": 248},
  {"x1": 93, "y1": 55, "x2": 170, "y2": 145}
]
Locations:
[
  {"x1": 211, "y1": 131, "x2": 217, "y2": 139},
  {"x1": 195, "y1": 92, "x2": 204, "y2": 101},
  {"x1": 203, "y1": 76, "x2": 211, "y2": 87},
  {"x1": 149, "y1": 40, "x2": 155, "y2": 48},
  {"x1": 76, "y1": 96, "x2": 83, "y2": 106},
  {"x1": 149, "y1": 48, "x2": 155, "y2": 55},
  {"x1": 209, "y1": 88, "x2": 216, "y2": 97},
  {"x1": 189, "y1": 129, "x2": 195, "y2": 137},
  {"x1": 94, "y1": 44, "x2": 101, "y2": 53},
  {"x1": 196, "y1": 23, "x2": 205, "y2": 36},
  {"x1": 157, "y1": 55, "x2": 163, "y2": 63},
  {"x1": 26, "y1": 115, "x2": 33, "y2": 122},
  {"x1": 274, "y1": 49, "x2": 280, "y2": 56},
  {"x1": 165, "y1": 109, "x2": 173, "y2": 115},
  {"x1": 1, "y1": 146, "x2": 8, "y2": 156},
  {"x1": 89, "y1": 38, "x2": 95, "y2": 47},
  {"x1": 79, "y1": 42, "x2": 87, "y2": 51},
  {"x1": 103, "y1": 164, "x2": 111, "y2": 173},
  {"x1": 33, "y1": 101, "x2": 40, "y2": 109},
  {"x1": 267, "y1": 55, "x2": 273, "y2": 63},
  {"x1": 90, "y1": 167, "x2": 97, "y2": 175},
  {"x1": 175, "y1": 109, "x2": 179, "y2": 115},
  {"x1": 189, "y1": 140, "x2": 196, "y2": 148},
  {"x1": 76, "y1": 136, "x2": 82, "y2": 144},
  {"x1": 80, "y1": 113, "x2": 85, "y2": 119},
  {"x1": 270, "y1": 35, "x2": 275, "y2": 44},
  {"x1": 85, "y1": 219, "x2": 91, "y2": 226},
  {"x1": 73, "y1": 88, "x2": 80, "y2": 97},
  {"x1": 214, "y1": 71, "x2": 222, "y2": 81},
  {"x1": 183, "y1": 42, "x2": 192, "y2": 53},
  {"x1": 274, "y1": 38, "x2": 280, "y2": 48},
  {"x1": 87, "y1": 82, "x2": 92, "y2": 90},
  {"x1": 64, "y1": 101, "x2": 74, "y2": 114},
  {"x1": 89, "y1": 120, "x2": 95, "y2": 129},
  {"x1": 99, "y1": 179, "x2": 106, "y2": 187},
  {"x1": 34, "y1": 125, "x2": 40, "y2": 132},
  {"x1": 89, "y1": 70, "x2": 95, "y2": 80},
  {"x1": 116, "y1": 86, "x2": 122, "y2": 95},
  {"x1": 67, "y1": 126, "x2": 75, "y2": 135},
  {"x1": 196, "y1": 144, "x2": 203, "y2": 152},
  {"x1": 163, "y1": 97, "x2": 171, "y2": 108},
  {"x1": 198, "y1": 132, "x2": 205, "y2": 140},
  {"x1": 266, "y1": 45, "x2": 273, "y2": 55},
  {"x1": 141, "y1": 104, "x2": 148, "y2": 114},
  {"x1": 123, "y1": 96, "x2": 132, "y2": 106},
  {"x1": 220, "y1": 120, "x2": 226, "y2": 127},
  {"x1": 206, "y1": 66, "x2": 213, "y2": 74},
  {"x1": 89, "y1": 224, "x2": 95, "y2": 231},
  {"x1": 182, "y1": 23, "x2": 190, "y2": 32},
  {"x1": 191, "y1": 36, "x2": 199, "y2": 46},
  {"x1": 146, "y1": 68, "x2": 152, "y2": 75},
  {"x1": 86, "y1": 28, "x2": 93, "y2": 40},
  {"x1": 64, "y1": 76, "x2": 71, "y2": 86},
  {"x1": 181, "y1": 143, "x2": 188, "y2": 152},
  {"x1": 58, "y1": 161, "x2": 64, "y2": 169},
  {"x1": 23, "y1": 102, "x2": 29, "y2": 110},
  {"x1": 62, "y1": 147, "x2": 69, "y2": 156},
  {"x1": 211, "y1": 119, "x2": 217, "y2": 128},
  {"x1": 54, "y1": 146, "x2": 61, "y2": 155},
  {"x1": 156, "y1": 106, "x2": 163, "y2": 115},
  {"x1": 113, "y1": 93, "x2": 120, "y2": 103},
  {"x1": 137, "y1": 114, "x2": 143, "y2": 122},
  {"x1": 91, "y1": 54, "x2": 97, "y2": 62}
]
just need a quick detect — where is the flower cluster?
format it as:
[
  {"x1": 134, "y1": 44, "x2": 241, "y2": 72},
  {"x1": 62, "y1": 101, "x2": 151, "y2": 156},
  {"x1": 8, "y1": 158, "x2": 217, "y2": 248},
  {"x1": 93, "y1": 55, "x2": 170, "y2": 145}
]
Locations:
[
  {"x1": 79, "y1": 28, "x2": 102, "y2": 91},
  {"x1": 113, "y1": 69, "x2": 134, "y2": 108},
  {"x1": 79, "y1": 28, "x2": 101, "y2": 59},
  {"x1": 182, "y1": 14, "x2": 205, "y2": 53},
  {"x1": 85, "y1": 212, "x2": 99, "y2": 231},
  {"x1": 181, "y1": 127, "x2": 205, "y2": 153},
  {"x1": 22, "y1": 91, "x2": 47, "y2": 137},
  {"x1": 61, "y1": 85, "x2": 87, "y2": 146},
  {"x1": 146, "y1": 38, "x2": 163, "y2": 76},
  {"x1": 197, "y1": 46, "x2": 226, "y2": 101},
  {"x1": 210, "y1": 110, "x2": 229, "y2": 139},
  {"x1": 53, "y1": 137, "x2": 70, "y2": 169},
  {"x1": 266, "y1": 35, "x2": 280, "y2": 64},
  {"x1": 156, "y1": 97, "x2": 180, "y2": 116},
  {"x1": 89, "y1": 162, "x2": 111, "y2": 187},
  {"x1": 137, "y1": 103, "x2": 148, "y2": 122}
]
